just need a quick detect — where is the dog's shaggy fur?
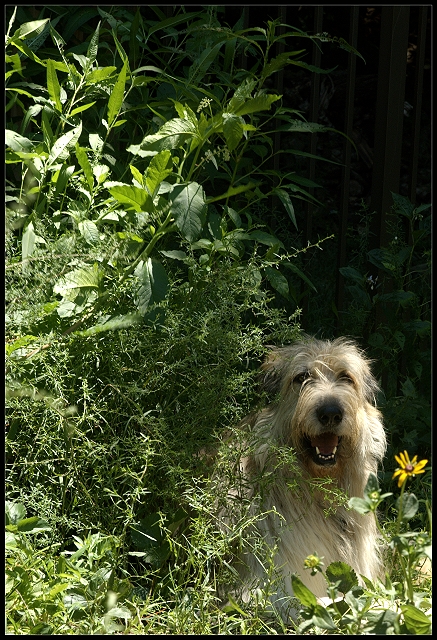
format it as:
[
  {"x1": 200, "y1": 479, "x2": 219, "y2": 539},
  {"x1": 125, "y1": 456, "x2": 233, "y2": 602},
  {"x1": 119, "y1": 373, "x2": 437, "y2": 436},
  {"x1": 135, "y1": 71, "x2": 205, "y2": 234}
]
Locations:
[{"x1": 221, "y1": 336, "x2": 387, "y2": 613}]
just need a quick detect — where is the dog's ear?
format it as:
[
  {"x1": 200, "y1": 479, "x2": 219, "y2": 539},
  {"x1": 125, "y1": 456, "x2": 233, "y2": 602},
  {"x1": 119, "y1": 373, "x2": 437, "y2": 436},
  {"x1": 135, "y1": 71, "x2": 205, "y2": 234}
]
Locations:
[{"x1": 259, "y1": 349, "x2": 284, "y2": 396}]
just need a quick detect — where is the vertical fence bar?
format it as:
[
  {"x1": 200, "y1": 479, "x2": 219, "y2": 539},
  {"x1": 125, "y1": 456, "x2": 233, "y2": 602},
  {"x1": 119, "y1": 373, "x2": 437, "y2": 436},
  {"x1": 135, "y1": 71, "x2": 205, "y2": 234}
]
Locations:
[
  {"x1": 301, "y1": 7, "x2": 323, "y2": 324},
  {"x1": 369, "y1": 6, "x2": 410, "y2": 246},
  {"x1": 408, "y1": 6, "x2": 428, "y2": 206},
  {"x1": 335, "y1": 6, "x2": 360, "y2": 329}
]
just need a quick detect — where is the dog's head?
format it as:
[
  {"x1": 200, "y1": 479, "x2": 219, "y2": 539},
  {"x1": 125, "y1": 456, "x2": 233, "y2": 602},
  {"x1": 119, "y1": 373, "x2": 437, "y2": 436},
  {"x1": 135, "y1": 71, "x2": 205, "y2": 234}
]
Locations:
[{"x1": 260, "y1": 336, "x2": 385, "y2": 478}]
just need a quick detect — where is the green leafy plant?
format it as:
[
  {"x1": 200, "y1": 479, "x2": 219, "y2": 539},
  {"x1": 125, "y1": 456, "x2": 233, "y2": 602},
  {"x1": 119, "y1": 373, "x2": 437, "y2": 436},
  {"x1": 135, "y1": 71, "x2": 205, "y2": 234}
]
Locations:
[{"x1": 290, "y1": 455, "x2": 431, "y2": 635}]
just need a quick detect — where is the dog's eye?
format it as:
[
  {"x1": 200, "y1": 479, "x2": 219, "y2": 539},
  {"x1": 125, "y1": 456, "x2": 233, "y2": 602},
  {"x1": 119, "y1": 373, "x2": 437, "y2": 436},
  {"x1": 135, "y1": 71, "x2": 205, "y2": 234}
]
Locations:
[
  {"x1": 294, "y1": 372, "x2": 310, "y2": 385},
  {"x1": 339, "y1": 373, "x2": 354, "y2": 384}
]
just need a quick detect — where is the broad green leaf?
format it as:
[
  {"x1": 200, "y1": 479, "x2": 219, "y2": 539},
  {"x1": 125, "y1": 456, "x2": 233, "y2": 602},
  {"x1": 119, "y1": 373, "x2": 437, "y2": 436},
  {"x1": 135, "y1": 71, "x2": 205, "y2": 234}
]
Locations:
[
  {"x1": 22, "y1": 221, "x2": 36, "y2": 263},
  {"x1": 401, "y1": 604, "x2": 431, "y2": 634},
  {"x1": 47, "y1": 59, "x2": 62, "y2": 112},
  {"x1": 265, "y1": 266, "x2": 289, "y2": 298},
  {"x1": 5, "y1": 130, "x2": 33, "y2": 152},
  {"x1": 135, "y1": 259, "x2": 169, "y2": 314},
  {"x1": 290, "y1": 574, "x2": 317, "y2": 607},
  {"x1": 274, "y1": 187, "x2": 298, "y2": 230},
  {"x1": 47, "y1": 123, "x2": 82, "y2": 166},
  {"x1": 108, "y1": 184, "x2": 151, "y2": 212},
  {"x1": 78, "y1": 220, "x2": 100, "y2": 245},
  {"x1": 75, "y1": 144, "x2": 94, "y2": 191},
  {"x1": 222, "y1": 113, "x2": 244, "y2": 151},
  {"x1": 169, "y1": 182, "x2": 206, "y2": 242},
  {"x1": 54, "y1": 263, "x2": 103, "y2": 297},
  {"x1": 145, "y1": 150, "x2": 173, "y2": 198},
  {"x1": 233, "y1": 94, "x2": 281, "y2": 116},
  {"x1": 108, "y1": 57, "x2": 128, "y2": 126},
  {"x1": 137, "y1": 118, "x2": 199, "y2": 153}
]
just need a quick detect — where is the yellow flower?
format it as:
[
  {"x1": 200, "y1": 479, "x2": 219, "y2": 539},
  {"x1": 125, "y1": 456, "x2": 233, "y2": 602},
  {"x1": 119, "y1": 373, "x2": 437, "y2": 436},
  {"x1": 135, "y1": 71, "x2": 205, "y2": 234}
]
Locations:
[{"x1": 392, "y1": 450, "x2": 428, "y2": 488}]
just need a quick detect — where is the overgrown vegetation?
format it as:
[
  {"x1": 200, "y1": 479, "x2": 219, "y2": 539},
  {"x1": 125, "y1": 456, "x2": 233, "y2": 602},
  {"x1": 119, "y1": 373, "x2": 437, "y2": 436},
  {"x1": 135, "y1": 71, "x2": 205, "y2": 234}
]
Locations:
[{"x1": 5, "y1": 6, "x2": 431, "y2": 634}]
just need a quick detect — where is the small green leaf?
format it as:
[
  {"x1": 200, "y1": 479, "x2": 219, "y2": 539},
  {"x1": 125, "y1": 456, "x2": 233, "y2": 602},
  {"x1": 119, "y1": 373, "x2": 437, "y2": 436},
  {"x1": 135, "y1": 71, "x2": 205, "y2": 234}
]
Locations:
[
  {"x1": 136, "y1": 118, "x2": 199, "y2": 153},
  {"x1": 70, "y1": 101, "x2": 96, "y2": 117},
  {"x1": 108, "y1": 57, "x2": 128, "y2": 126},
  {"x1": 85, "y1": 21, "x2": 100, "y2": 70},
  {"x1": 78, "y1": 220, "x2": 100, "y2": 245},
  {"x1": 86, "y1": 67, "x2": 117, "y2": 84},
  {"x1": 54, "y1": 263, "x2": 103, "y2": 297},
  {"x1": 170, "y1": 182, "x2": 206, "y2": 242},
  {"x1": 205, "y1": 182, "x2": 256, "y2": 204},
  {"x1": 108, "y1": 184, "x2": 151, "y2": 212},
  {"x1": 145, "y1": 150, "x2": 173, "y2": 198},
  {"x1": 130, "y1": 164, "x2": 144, "y2": 187},
  {"x1": 233, "y1": 94, "x2": 281, "y2": 116},
  {"x1": 274, "y1": 187, "x2": 298, "y2": 230},
  {"x1": 222, "y1": 113, "x2": 244, "y2": 151},
  {"x1": 325, "y1": 562, "x2": 358, "y2": 594},
  {"x1": 291, "y1": 574, "x2": 317, "y2": 607},
  {"x1": 135, "y1": 259, "x2": 169, "y2": 314},
  {"x1": 22, "y1": 221, "x2": 36, "y2": 263},
  {"x1": 47, "y1": 123, "x2": 82, "y2": 166},
  {"x1": 401, "y1": 605, "x2": 431, "y2": 635},
  {"x1": 397, "y1": 492, "x2": 419, "y2": 521},
  {"x1": 311, "y1": 604, "x2": 337, "y2": 630},
  {"x1": 5, "y1": 130, "x2": 33, "y2": 152},
  {"x1": 348, "y1": 496, "x2": 371, "y2": 514},
  {"x1": 16, "y1": 18, "x2": 50, "y2": 40},
  {"x1": 248, "y1": 230, "x2": 284, "y2": 248},
  {"x1": 265, "y1": 266, "x2": 289, "y2": 298},
  {"x1": 5, "y1": 501, "x2": 26, "y2": 525},
  {"x1": 47, "y1": 59, "x2": 62, "y2": 112},
  {"x1": 75, "y1": 144, "x2": 94, "y2": 191}
]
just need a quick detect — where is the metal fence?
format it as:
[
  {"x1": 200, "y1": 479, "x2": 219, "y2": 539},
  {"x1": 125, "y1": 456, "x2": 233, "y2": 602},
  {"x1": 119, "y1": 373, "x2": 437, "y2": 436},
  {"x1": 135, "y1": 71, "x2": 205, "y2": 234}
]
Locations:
[{"x1": 223, "y1": 5, "x2": 431, "y2": 327}]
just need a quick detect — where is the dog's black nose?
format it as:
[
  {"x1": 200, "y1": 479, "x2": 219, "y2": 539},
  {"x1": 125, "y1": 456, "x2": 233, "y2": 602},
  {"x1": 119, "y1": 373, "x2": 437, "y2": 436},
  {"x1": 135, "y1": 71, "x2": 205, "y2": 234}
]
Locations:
[{"x1": 317, "y1": 403, "x2": 343, "y2": 427}]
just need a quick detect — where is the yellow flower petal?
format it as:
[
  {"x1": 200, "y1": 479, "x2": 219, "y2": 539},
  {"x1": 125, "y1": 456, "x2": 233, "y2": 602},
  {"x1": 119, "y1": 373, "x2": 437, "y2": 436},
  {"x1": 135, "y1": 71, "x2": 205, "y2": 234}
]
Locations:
[{"x1": 413, "y1": 459, "x2": 428, "y2": 472}]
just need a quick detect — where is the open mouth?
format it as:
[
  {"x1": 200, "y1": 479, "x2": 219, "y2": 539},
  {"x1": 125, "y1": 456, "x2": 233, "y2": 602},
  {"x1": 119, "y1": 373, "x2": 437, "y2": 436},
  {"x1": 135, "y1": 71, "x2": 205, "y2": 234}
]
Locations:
[{"x1": 305, "y1": 433, "x2": 341, "y2": 466}]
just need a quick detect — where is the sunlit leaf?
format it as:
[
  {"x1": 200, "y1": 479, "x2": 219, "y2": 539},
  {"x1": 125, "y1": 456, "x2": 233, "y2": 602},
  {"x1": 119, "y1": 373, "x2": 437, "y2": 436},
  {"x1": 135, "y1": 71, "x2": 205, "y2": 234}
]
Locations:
[{"x1": 108, "y1": 57, "x2": 128, "y2": 126}]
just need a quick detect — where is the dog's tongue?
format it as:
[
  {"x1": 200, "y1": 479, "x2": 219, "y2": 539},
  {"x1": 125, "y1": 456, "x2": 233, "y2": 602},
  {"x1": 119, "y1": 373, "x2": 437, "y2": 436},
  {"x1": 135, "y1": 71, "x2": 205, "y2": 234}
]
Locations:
[{"x1": 311, "y1": 433, "x2": 339, "y2": 455}]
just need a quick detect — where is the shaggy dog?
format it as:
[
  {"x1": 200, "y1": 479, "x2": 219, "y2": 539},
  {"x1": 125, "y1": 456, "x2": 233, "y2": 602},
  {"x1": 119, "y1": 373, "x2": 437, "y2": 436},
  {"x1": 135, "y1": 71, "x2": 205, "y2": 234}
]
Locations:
[{"x1": 219, "y1": 336, "x2": 387, "y2": 616}]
